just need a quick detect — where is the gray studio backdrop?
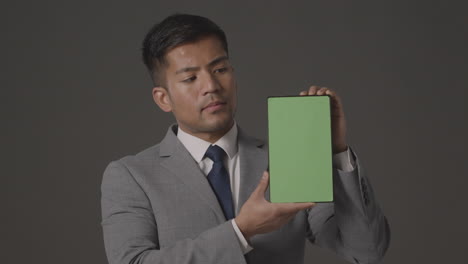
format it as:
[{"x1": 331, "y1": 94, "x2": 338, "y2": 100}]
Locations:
[{"x1": 4, "y1": 0, "x2": 467, "y2": 263}]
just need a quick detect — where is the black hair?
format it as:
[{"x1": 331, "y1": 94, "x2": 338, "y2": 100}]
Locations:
[{"x1": 142, "y1": 13, "x2": 229, "y2": 87}]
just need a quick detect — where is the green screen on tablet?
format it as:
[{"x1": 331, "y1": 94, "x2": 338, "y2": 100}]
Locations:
[{"x1": 268, "y1": 96, "x2": 333, "y2": 203}]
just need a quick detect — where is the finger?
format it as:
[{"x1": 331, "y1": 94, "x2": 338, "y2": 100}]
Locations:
[
  {"x1": 299, "y1": 91, "x2": 307, "y2": 96},
  {"x1": 276, "y1": 202, "x2": 315, "y2": 214},
  {"x1": 325, "y1": 89, "x2": 342, "y2": 106},
  {"x1": 253, "y1": 171, "x2": 270, "y2": 198},
  {"x1": 326, "y1": 89, "x2": 341, "y2": 100},
  {"x1": 324, "y1": 88, "x2": 336, "y2": 98},
  {"x1": 308, "y1": 86, "x2": 319, "y2": 95},
  {"x1": 317, "y1": 87, "x2": 328, "y2": 95}
]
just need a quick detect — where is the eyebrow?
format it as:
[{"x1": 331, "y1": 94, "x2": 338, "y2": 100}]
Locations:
[{"x1": 175, "y1": 55, "x2": 229, "y2": 75}]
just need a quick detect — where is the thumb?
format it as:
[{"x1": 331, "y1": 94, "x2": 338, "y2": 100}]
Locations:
[{"x1": 253, "y1": 171, "x2": 269, "y2": 198}]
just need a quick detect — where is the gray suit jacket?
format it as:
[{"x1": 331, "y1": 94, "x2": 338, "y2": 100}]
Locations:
[{"x1": 101, "y1": 124, "x2": 390, "y2": 264}]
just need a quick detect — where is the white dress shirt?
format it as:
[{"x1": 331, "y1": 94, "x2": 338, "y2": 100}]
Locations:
[{"x1": 177, "y1": 122, "x2": 356, "y2": 254}]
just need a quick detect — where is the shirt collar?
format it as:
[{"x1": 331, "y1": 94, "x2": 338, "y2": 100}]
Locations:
[{"x1": 177, "y1": 122, "x2": 238, "y2": 163}]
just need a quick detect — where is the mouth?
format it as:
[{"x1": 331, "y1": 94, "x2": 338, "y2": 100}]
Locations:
[{"x1": 202, "y1": 101, "x2": 227, "y2": 112}]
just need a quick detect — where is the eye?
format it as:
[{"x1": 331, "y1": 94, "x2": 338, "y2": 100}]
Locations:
[
  {"x1": 214, "y1": 67, "x2": 228, "y2": 74},
  {"x1": 182, "y1": 76, "x2": 197, "y2": 83}
]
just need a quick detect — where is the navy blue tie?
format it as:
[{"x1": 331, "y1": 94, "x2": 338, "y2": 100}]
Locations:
[{"x1": 204, "y1": 145, "x2": 235, "y2": 220}]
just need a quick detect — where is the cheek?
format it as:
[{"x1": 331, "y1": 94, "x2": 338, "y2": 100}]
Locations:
[{"x1": 171, "y1": 89, "x2": 199, "y2": 112}]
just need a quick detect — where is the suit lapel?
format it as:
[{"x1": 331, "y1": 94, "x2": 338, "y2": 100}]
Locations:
[
  {"x1": 236, "y1": 126, "x2": 269, "y2": 215},
  {"x1": 158, "y1": 125, "x2": 226, "y2": 223}
]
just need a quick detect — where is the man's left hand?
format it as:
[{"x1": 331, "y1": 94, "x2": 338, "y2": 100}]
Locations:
[{"x1": 299, "y1": 86, "x2": 348, "y2": 154}]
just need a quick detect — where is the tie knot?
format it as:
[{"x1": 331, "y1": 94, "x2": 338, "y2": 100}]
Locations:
[{"x1": 205, "y1": 145, "x2": 226, "y2": 163}]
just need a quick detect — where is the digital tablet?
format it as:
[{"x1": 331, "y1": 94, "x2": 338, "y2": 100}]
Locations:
[{"x1": 268, "y1": 95, "x2": 333, "y2": 203}]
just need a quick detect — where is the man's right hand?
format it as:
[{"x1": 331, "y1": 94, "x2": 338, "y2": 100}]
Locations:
[{"x1": 235, "y1": 171, "x2": 315, "y2": 240}]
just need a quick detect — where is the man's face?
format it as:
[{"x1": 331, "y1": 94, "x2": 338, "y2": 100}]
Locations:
[{"x1": 153, "y1": 35, "x2": 237, "y2": 140}]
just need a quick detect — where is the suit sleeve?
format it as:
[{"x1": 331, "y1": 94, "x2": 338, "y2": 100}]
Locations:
[
  {"x1": 100, "y1": 161, "x2": 246, "y2": 264},
  {"x1": 305, "y1": 146, "x2": 391, "y2": 264}
]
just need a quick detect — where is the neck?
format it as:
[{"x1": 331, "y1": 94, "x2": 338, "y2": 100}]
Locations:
[{"x1": 178, "y1": 121, "x2": 234, "y2": 144}]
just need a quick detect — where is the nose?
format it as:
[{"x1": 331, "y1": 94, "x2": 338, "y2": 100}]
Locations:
[{"x1": 201, "y1": 72, "x2": 220, "y2": 96}]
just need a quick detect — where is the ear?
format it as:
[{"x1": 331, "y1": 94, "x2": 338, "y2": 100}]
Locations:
[{"x1": 152, "y1": 86, "x2": 172, "y2": 112}]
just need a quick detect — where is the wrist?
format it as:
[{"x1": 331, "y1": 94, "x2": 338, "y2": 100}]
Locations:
[
  {"x1": 333, "y1": 144, "x2": 348, "y2": 154},
  {"x1": 235, "y1": 216, "x2": 253, "y2": 240}
]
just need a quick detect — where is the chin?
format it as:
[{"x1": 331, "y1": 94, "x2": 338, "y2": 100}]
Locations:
[{"x1": 203, "y1": 116, "x2": 234, "y2": 133}]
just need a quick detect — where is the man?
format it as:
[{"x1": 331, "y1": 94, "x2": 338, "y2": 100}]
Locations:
[{"x1": 101, "y1": 13, "x2": 390, "y2": 264}]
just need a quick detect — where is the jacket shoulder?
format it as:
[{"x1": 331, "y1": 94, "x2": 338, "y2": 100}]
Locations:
[{"x1": 103, "y1": 142, "x2": 163, "y2": 184}]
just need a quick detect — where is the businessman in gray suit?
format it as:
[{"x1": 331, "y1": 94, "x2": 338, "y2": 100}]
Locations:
[{"x1": 101, "y1": 14, "x2": 390, "y2": 264}]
